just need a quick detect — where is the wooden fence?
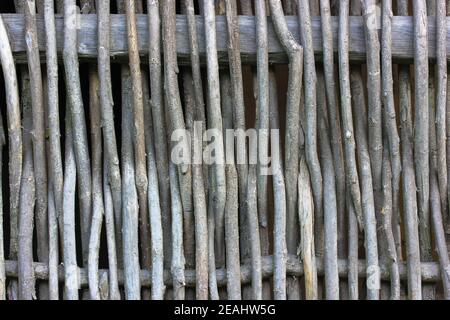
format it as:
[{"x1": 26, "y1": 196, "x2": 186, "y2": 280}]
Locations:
[{"x1": 0, "y1": 0, "x2": 449, "y2": 300}]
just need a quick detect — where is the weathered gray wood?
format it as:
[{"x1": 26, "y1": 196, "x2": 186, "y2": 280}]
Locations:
[
  {"x1": 3, "y1": 14, "x2": 450, "y2": 64},
  {"x1": 3, "y1": 255, "x2": 444, "y2": 286}
]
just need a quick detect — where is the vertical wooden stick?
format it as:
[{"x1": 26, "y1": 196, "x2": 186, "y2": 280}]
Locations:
[
  {"x1": 47, "y1": 188, "x2": 59, "y2": 300},
  {"x1": 338, "y1": 0, "x2": 364, "y2": 231},
  {"x1": 397, "y1": 0, "x2": 422, "y2": 300},
  {"x1": 0, "y1": 111, "x2": 5, "y2": 300},
  {"x1": 63, "y1": 112, "x2": 79, "y2": 300},
  {"x1": 254, "y1": 0, "x2": 271, "y2": 300},
  {"x1": 121, "y1": 66, "x2": 141, "y2": 300},
  {"x1": 43, "y1": 0, "x2": 62, "y2": 300},
  {"x1": 169, "y1": 161, "x2": 186, "y2": 300},
  {"x1": 317, "y1": 72, "x2": 340, "y2": 300},
  {"x1": 436, "y1": 0, "x2": 448, "y2": 222},
  {"x1": 319, "y1": 0, "x2": 346, "y2": 280},
  {"x1": 98, "y1": 0, "x2": 123, "y2": 268},
  {"x1": 268, "y1": 0, "x2": 303, "y2": 300},
  {"x1": 18, "y1": 76, "x2": 36, "y2": 300},
  {"x1": 124, "y1": 2, "x2": 151, "y2": 291},
  {"x1": 142, "y1": 75, "x2": 166, "y2": 300},
  {"x1": 0, "y1": 12, "x2": 22, "y2": 301},
  {"x1": 350, "y1": 69, "x2": 380, "y2": 300},
  {"x1": 246, "y1": 146, "x2": 263, "y2": 300},
  {"x1": 147, "y1": 0, "x2": 171, "y2": 272},
  {"x1": 413, "y1": 1, "x2": 435, "y2": 300},
  {"x1": 63, "y1": 0, "x2": 92, "y2": 266},
  {"x1": 184, "y1": 0, "x2": 209, "y2": 300},
  {"x1": 298, "y1": 0, "x2": 324, "y2": 258},
  {"x1": 178, "y1": 6, "x2": 196, "y2": 302},
  {"x1": 202, "y1": 0, "x2": 227, "y2": 266},
  {"x1": 103, "y1": 157, "x2": 121, "y2": 300},
  {"x1": 220, "y1": 73, "x2": 241, "y2": 300},
  {"x1": 255, "y1": 0, "x2": 270, "y2": 260},
  {"x1": 347, "y1": 192, "x2": 359, "y2": 299},
  {"x1": 429, "y1": 71, "x2": 450, "y2": 299},
  {"x1": 230, "y1": 0, "x2": 252, "y2": 299},
  {"x1": 88, "y1": 70, "x2": 104, "y2": 300},
  {"x1": 361, "y1": 0, "x2": 383, "y2": 229},
  {"x1": 339, "y1": 0, "x2": 362, "y2": 299},
  {"x1": 381, "y1": 0, "x2": 403, "y2": 260},
  {"x1": 381, "y1": 136, "x2": 401, "y2": 300},
  {"x1": 298, "y1": 157, "x2": 318, "y2": 300},
  {"x1": 22, "y1": 3, "x2": 49, "y2": 297},
  {"x1": 269, "y1": 71, "x2": 287, "y2": 300}
]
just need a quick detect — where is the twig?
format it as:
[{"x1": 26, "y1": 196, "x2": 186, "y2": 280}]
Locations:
[
  {"x1": 381, "y1": 136, "x2": 401, "y2": 300},
  {"x1": 224, "y1": 0, "x2": 249, "y2": 266},
  {"x1": 121, "y1": 66, "x2": 141, "y2": 300},
  {"x1": 269, "y1": 71, "x2": 287, "y2": 300},
  {"x1": 207, "y1": 176, "x2": 219, "y2": 299},
  {"x1": 350, "y1": 69, "x2": 380, "y2": 300},
  {"x1": 397, "y1": 0, "x2": 422, "y2": 300},
  {"x1": 169, "y1": 161, "x2": 186, "y2": 300},
  {"x1": 18, "y1": 76, "x2": 36, "y2": 301},
  {"x1": 339, "y1": 2, "x2": 363, "y2": 300},
  {"x1": 317, "y1": 72, "x2": 339, "y2": 300},
  {"x1": 63, "y1": 112, "x2": 79, "y2": 300},
  {"x1": 98, "y1": 0, "x2": 123, "y2": 267},
  {"x1": 124, "y1": 2, "x2": 151, "y2": 289},
  {"x1": 298, "y1": 0, "x2": 324, "y2": 258},
  {"x1": 231, "y1": 0, "x2": 253, "y2": 299},
  {"x1": 162, "y1": 0, "x2": 190, "y2": 173},
  {"x1": 220, "y1": 73, "x2": 241, "y2": 300},
  {"x1": 191, "y1": 100, "x2": 210, "y2": 301},
  {"x1": 361, "y1": 0, "x2": 383, "y2": 228},
  {"x1": 436, "y1": 0, "x2": 448, "y2": 223},
  {"x1": 0, "y1": 11, "x2": 22, "y2": 300},
  {"x1": 319, "y1": 0, "x2": 346, "y2": 270},
  {"x1": 246, "y1": 147, "x2": 263, "y2": 300},
  {"x1": 347, "y1": 192, "x2": 359, "y2": 299},
  {"x1": 47, "y1": 187, "x2": 58, "y2": 300},
  {"x1": 413, "y1": 1, "x2": 435, "y2": 300},
  {"x1": 178, "y1": 10, "x2": 195, "y2": 302},
  {"x1": 22, "y1": 3, "x2": 49, "y2": 292},
  {"x1": 184, "y1": 0, "x2": 209, "y2": 300},
  {"x1": 338, "y1": 0, "x2": 364, "y2": 231},
  {"x1": 298, "y1": 157, "x2": 318, "y2": 300},
  {"x1": 87, "y1": 69, "x2": 104, "y2": 300},
  {"x1": 0, "y1": 109, "x2": 5, "y2": 300},
  {"x1": 63, "y1": 0, "x2": 92, "y2": 266},
  {"x1": 255, "y1": 0, "x2": 269, "y2": 260},
  {"x1": 254, "y1": 0, "x2": 271, "y2": 300},
  {"x1": 429, "y1": 73, "x2": 450, "y2": 299},
  {"x1": 43, "y1": 0, "x2": 63, "y2": 300},
  {"x1": 381, "y1": 0, "x2": 402, "y2": 260},
  {"x1": 103, "y1": 157, "x2": 121, "y2": 300},
  {"x1": 202, "y1": 0, "x2": 227, "y2": 264},
  {"x1": 268, "y1": 0, "x2": 303, "y2": 300},
  {"x1": 147, "y1": 0, "x2": 171, "y2": 271},
  {"x1": 141, "y1": 74, "x2": 166, "y2": 300}
]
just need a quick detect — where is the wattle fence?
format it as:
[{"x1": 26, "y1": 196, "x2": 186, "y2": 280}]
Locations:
[{"x1": 0, "y1": 0, "x2": 449, "y2": 300}]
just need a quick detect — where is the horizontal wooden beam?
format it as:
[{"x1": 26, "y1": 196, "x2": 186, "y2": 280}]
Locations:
[
  {"x1": 4, "y1": 255, "x2": 442, "y2": 287},
  {"x1": 1, "y1": 14, "x2": 446, "y2": 64}
]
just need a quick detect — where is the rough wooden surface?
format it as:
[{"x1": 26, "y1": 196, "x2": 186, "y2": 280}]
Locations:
[
  {"x1": 2, "y1": 14, "x2": 449, "y2": 64},
  {"x1": 3, "y1": 255, "x2": 443, "y2": 286}
]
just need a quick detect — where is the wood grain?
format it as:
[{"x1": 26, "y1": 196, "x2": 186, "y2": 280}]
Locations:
[{"x1": 2, "y1": 14, "x2": 447, "y2": 64}]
